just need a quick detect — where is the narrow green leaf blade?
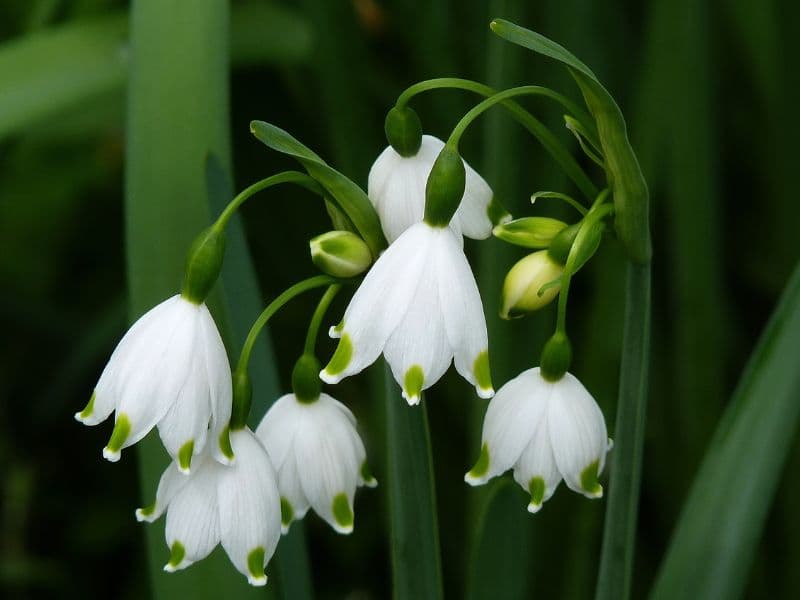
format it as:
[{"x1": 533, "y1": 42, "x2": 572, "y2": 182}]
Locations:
[
  {"x1": 650, "y1": 262, "x2": 800, "y2": 600},
  {"x1": 249, "y1": 120, "x2": 387, "y2": 256},
  {"x1": 384, "y1": 365, "x2": 443, "y2": 600}
]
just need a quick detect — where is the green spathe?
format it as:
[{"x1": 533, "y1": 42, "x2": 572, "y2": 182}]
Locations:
[
  {"x1": 385, "y1": 106, "x2": 423, "y2": 157},
  {"x1": 423, "y1": 144, "x2": 466, "y2": 227},
  {"x1": 332, "y1": 493, "x2": 354, "y2": 531},
  {"x1": 181, "y1": 226, "x2": 226, "y2": 304}
]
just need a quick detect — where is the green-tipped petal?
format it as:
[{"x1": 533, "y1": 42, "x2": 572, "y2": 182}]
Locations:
[
  {"x1": 102, "y1": 414, "x2": 131, "y2": 462},
  {"x1": 402, "y1": 364, "x2": 425, "y2": 405},
  {"x1": 465, "y1": 443, "x2": 491, "y2": 485},
  {"x1": 331, "y1": 492, "x2": 354, "y2": 534}
]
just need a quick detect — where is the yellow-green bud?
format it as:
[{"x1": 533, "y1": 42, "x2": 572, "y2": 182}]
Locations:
[
  {"x1": 310, "y1": 231, "x2": 373, "y2": 278},
  {"x1": 540, "y1": 332, "x2": 572, "y2": 381},
  {"x1": 493, "y1": 216, "x2": 568, "y2": 249},
  {"x1": 501, "y1": 250, "x2": 564, "y2": 319},
  {"x1": 181, "y1": 227, "x2": 226, "y2": 304},
  {"x1": 424, "y1": 144, "x2": 466, "y2": 228},
  {"x1": 385, "y1": 106, "x2": 423, "y2": 157}
]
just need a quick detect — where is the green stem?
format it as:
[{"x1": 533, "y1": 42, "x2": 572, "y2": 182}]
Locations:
[
  {"x1": 236, "y1": 275, "x2": 337, "y2": 375},
  {"x1": 396, "y1": 78, "x2": 598, "y2": 201},
  {"x1": 594, "y1": 263, "x2": 651, "y2": 600},
  {"x1": 214, "y1": 171, "x2": 323, "y2": 230},
  {"x1": 303, "y1": 284, "x2": 341, "y2": 355}
]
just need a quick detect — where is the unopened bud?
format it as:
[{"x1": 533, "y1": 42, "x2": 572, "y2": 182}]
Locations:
[
  {"x1": 493, "y1": 216, "x2": 568, "y2": 248},
  {"x1": 385, "y1": 106, "x2": 423, "y2": 157},
  {"x1": 424, "y1": 144, "x2": 466, "y2": 228},
  {"x1": 181, "y1": 226, "x2": 226, "y2": 304},
  {"x1": 501, "y1": 250, "x2": 564, "y2": 319},
  {"x1": 310, "y1": 231, "x2": 372, "y2": 278}
]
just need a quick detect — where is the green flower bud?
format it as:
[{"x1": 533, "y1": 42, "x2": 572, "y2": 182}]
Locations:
[
  {"x1": 493, "y1": 216, "x2": 568, "y2": 249},
  {"x1": 292, "y1": 354, "x2": 322, "y2": 403},
  {"x1": 540, "y1": 332, "x2": 572, "y2": 381},
  {"x1": 423, "y1": 144, "x2": 466, "y2": 228},
  {"x1": 230, "y1": 369, "x2": 252, "y2": 430},
  {"x1": 501, "y1": 250, "x2": 564, "y2": 319},
  {"x1": 310, "y1": 231, "x2": 372, "y2": 278},
  {"x1": 546, "y1": 222, "x2": 580, "y2": 265},
  {"x1": 385, "y1": 106, "x2": 423, "y2": 157},
  {"x1": 181, "y1": 226, "x2": 226, "y2": 304}
]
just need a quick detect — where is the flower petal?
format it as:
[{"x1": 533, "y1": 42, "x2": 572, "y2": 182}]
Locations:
[
  {"x1": 199, "y1": 305, "x2": 233, "y2": 465},
  {"x1": 513, "y1": 423, "x2": 562, "y2": 513},
  {"x1": 547, "y1": 371, "x2": 610, "y2": 498},
  {"x1": 436, "y1": 228, "x2": 493, "y2": 397},
  {"x1": 136, "y1": 461, "x2": 190, "y2": 523},
  {"x1": 217, "y1": 429, "x2": 281, "y2": 586},
  {"x1": 163, "y1": 458, "x2": 221, "y2": 572},
  {"x1": 466, "y1": 368, "x2": 547, "y2": 485},
  {"x1": 321, "y1": 223, "x2": 431, "y2": 384},
  {"x1": 453, "y1": 161, "x2": 494, "y2": 239}
]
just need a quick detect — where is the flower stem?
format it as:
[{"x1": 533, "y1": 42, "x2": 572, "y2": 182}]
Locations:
[
  {"x1": 395, "y1": 78, "x2": 598, "y2": 201},
  {"x1": 213, "y1": 171, "x2": 324, "y2": 231},
  {"x1": 303, "y1": 284, "x2": 341, "y2": 355}
]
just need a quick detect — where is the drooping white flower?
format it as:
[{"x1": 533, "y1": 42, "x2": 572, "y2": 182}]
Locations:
[
  {"x1": 75, "y1": 294, "x2": 232, "y2": 472},
  {"x1": 320, "y1": 221, "x2": 494, "y2": 403},
  {"x1": 465, "y1": 367, "x2": 611, "y2": 513},
  {"x1": 255, "y1": 392, "x2": 376, "y2": 535},
  {"x1": 136, "y1": 428, "x2": 281, "y2": 587},
  {"x1": 368, "y1": 135, "x2": 504, "y2": 243}
]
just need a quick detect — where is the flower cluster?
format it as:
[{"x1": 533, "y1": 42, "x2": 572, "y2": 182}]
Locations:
[{"x1": 77, "y1": 93, "x2": 617, "y2": 583}]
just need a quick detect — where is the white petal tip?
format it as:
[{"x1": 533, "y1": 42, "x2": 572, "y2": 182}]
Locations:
[
  {"x1": 177, "y1": 465, "x2": 191, "y2": 475},
  {"x1": 74, "y1": 412, "x2": 87, "y2": 424},
  {"x1": 247, "y1": 575, "x2": 268, "y2": 587},
  {"x1": 403, "y1": 393, "x2": 421, "y2": 406},
  {"x1": 214, "y1": 454, "x2": 235, "y2": 467},
  {"x1": 280, "y1": 524, "x2": 291, "y2": 535},
  {"x1": 527, "y1": 502, "x2": 543, "y2": 514},
  {"x1": 477, "y1": 386, "x2": 495, "y2": 399},
  {"x1": 102, "y1": 447, "x2": 121, "y2": 462},
  {"x1": 332, "y1": 523, "x2": 354, "y2": 535},
  {"x1": 319, "y1": 370, "x2": 341, "y2": 385},
  {"x1": 328, "y1": 325, "x2": 342, "y2": 339},
  {"x1": 363, "y1": 478, "x2": 378, "y2": 489},
  {"x1": 607, "y1": 438, "x2": 615, "y2": 451},
  {"x1": 163, "y1": 560, "x2": 191, "y2": 573},
  {"x1": 464, "y1": 473, "x2": 486, "y2": 487},
  {"x1": 135, "y1": 508, "x2": 156, "y2": 523}
]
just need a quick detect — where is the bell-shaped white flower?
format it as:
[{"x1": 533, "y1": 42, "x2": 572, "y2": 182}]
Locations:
[
  {"x1": 465, "y1": 367, "x2": 611, "y2": 513},
  {"x1": 136, "y1": 428, "x2": 281, "y2": 586},
  {"x1": 75, "y1": 294, "x2": 232, "y2": 473},
  {"x1": 368, "y1": 135, "x2": 503, "y2": 243},
  {"x1": 255, "y1": 392, "x2": 376, "y2": 535},
  {"x1": 321, "y1": 221, "x2": 494, "y2": 403}
]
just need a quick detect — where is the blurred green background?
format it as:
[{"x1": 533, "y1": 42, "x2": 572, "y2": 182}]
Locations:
[{"x1": 1, "y1": 0, "x2": 798, "y2": 598}]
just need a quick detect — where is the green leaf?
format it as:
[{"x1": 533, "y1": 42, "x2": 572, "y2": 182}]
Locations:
[
  {"x1": 384, "y1": 365, "x2": 443, "y2": 599},
  {"x1": 649, "y1": 262, "x2": 800, "y2": 600},
  {"x1": 490, "y1": 19, "x2": 651, "y2": 265},
  {"x1": 249, "y1": 120, "x2": 387, "y2": 257},
  {"x1": 595, "y1": 263, "x2": 651, "y2": 600}
]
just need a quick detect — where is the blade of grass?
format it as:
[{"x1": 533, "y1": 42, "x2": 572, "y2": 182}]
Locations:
[
  {"x1": 649, "y1": 262, "x2": 800, "y2": 600},
  {"x1": 594, "y1": 263, "x2": 651, "y2": 600},
  {"x1": 126, "y1": 1, "x2": 269, "y2": 597},
  {"x1": 385, "y1": 364, "x2": 444, "y2": 600}
]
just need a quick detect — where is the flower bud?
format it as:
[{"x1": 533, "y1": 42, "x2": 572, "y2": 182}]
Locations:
[
  {"x1": 181, "y1": 226, "x2": 226, "y2": 304},
  {"x1": 540, "y1": 332, "x2": 572, "y2": 381},
  {"x1": 493, "y1": 217, "x2": 568, "y2": 248},
  {"x1": 292, "y1": 354, "x2": 322, "y2": 403},
  {"x1": 423, "y1": 144, "x2": 466, "y2": 228},
  {"x1": 501, "y1": 250, "x2": 564, "y2": 319},
  {"x1": 384, "y1": 106, "x2": 423, "y2": 157},
  {"x1": 310, "y1": 231, "x2": 372, "y2": 278}
]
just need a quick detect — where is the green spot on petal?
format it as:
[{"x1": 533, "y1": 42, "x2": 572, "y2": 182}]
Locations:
[
  {"x1": 178, "y1": 440, "x2": 194, "y2": 471},
  {"x1": 360, "y1": 461, "x2": 377, "y2": 486},
  {"x1": 247, "y1": 547, "x2": 266, "y2": 580},
  {"x1": 468, "y1": 443, "x2": 490, "y2": 479},
  {"x1": 78, "y1": 392, "x2": 96, "y2": 419},
  {"x1": 280, "y1": 497, "x2": 294, "y2": 527},
  {"x1": 168, "y1": 541, "x2": 185, "y2": 568},
  {"x1": 332, "y1": 493, "x2": 354, "y2": 530},
  {"x1": 106, "y1": 414, "x2": 131, "y2": 453},
  {"x1": 403, "y1": 364, "x2": 424, "y2": 400},
  {"x1": 138, "y1": 503, "x2": 155, "y2": 518},
  {"x1": 473, "y1": 350, "x2": 492, "y2": 392},
  {"x1": 528, "y1": 476, "x2": 546, "y2": 506},
  {"x1": 325, "y1": 333, "x2": 353, "y2": 376},
  {"x1": 580, "y1": 460, "x2": 602, "y2": 496},
  {"x1": 219, "y1": 425, "x2": 234, "y2": 461}
]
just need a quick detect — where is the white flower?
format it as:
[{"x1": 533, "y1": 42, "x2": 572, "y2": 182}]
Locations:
[
  {"x1": 465, "y1": 367, "x2": 611, "y2": 513},
  {"x1": 75, "y1": 294, "x2": 232, "y2": 472},
  {"x1": 320, "y1": 221, "x2": 493, "y2": 403},
  {"x1": 255, "y1": 392, "x2": 376, "y2": 534},
  {"x1": 136, "y1": 428, "x2": 281, "y2": 587},
  {"x1": 368, "y1": 135, "x2": 502, "y2": 243}
]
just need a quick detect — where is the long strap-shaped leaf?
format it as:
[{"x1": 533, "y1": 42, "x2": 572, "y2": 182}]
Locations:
[
  {"x1": 650, "y1": 262, "x2": 800, "y2": 600},
  {"x1": 384, "y1": 365, "x2": 444, "y2": 599}
]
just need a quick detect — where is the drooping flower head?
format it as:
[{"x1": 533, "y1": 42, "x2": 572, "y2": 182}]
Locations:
[
  {"x1": 75, "y1": 294, "x2": 232, "y2": 472},
  {"x1": 320, "y1": 221, "x2": 493, "y2": 403},
  {"x1": 465, "y1": 367, "x2": 611, "y2": 513},
  {"x1": 369, "y1": 134, "x2": 504, "y2": 243},
  {"x1": 136, "y1": 428, "x2": 281, "y2": 586},
  {"x1": 256, "y1": 359, "x2": 376, "y2": 534}
]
